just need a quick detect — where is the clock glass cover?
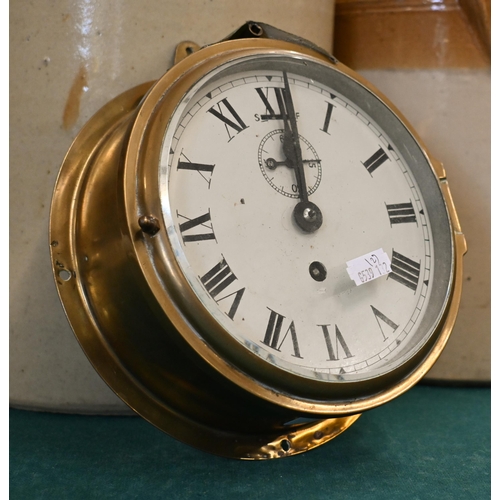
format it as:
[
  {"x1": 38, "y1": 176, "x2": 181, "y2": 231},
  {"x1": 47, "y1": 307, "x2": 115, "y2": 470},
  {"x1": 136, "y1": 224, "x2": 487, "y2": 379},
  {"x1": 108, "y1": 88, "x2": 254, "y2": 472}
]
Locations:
[{"x1": 158, "y1": 54, "x2": 453, "y2": 385}]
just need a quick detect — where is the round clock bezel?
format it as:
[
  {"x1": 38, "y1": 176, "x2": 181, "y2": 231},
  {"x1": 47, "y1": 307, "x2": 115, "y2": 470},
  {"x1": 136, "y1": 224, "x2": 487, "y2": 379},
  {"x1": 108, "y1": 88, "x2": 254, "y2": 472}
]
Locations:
[{"x1": 123, "y1": 38, "x2": 462, "y2": 414}]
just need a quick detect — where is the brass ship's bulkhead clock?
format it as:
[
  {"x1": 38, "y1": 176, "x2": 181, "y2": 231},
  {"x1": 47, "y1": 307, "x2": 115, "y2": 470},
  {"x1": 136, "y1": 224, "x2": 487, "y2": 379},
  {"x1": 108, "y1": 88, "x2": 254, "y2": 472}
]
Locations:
[{"x1": 50, "y1": 22, "x2": 466, "y2": 459}]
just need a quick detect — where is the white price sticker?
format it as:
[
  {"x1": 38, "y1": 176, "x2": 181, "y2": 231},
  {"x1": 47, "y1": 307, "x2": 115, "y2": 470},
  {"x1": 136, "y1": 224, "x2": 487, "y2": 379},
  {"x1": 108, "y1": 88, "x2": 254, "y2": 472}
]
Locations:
[{"x1": 346, "y1": 248, "x2": 392, "y2": 286}]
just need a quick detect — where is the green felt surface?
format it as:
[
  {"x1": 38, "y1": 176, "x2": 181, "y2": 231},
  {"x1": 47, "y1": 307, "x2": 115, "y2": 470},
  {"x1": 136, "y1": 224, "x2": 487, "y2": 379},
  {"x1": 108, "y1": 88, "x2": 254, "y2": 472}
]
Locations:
[{"x1": 10, "y1": 386, "x2": 490, "y2": 499}]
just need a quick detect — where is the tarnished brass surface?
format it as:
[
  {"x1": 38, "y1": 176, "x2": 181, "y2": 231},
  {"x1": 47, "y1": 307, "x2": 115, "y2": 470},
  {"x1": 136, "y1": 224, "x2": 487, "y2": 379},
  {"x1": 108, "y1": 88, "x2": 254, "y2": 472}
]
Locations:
[
  {"x1": 238, "y1": 414, "x2": 362, "y2": 460},
  {"x1": 49, "y1": 37, "x2": 465, "y2": 459}
]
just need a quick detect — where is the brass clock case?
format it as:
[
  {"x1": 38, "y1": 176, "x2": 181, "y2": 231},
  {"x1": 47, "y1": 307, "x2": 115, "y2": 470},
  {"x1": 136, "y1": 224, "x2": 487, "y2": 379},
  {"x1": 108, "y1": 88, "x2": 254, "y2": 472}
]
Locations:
[{"x1": 49, "y1": 37, "x2": 466, "y2": 459}]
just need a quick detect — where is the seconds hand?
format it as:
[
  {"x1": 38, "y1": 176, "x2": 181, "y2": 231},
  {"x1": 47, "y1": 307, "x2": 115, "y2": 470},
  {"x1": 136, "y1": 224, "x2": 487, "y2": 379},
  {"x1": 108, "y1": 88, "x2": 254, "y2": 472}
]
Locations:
[{"x1": 280, "y1": 72, "x2": 323, "y2": 233}]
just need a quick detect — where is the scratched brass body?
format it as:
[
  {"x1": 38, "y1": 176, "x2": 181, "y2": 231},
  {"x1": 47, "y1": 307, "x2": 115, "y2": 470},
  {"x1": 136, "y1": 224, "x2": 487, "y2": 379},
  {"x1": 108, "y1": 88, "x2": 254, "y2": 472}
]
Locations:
[{"x1": 49, "y1": 38, "x2": 466, "y2": 459}]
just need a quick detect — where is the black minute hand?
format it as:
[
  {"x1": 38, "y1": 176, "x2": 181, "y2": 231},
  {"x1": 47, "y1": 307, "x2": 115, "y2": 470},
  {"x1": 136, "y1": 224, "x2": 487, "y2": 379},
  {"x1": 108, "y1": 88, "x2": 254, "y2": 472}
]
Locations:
[
  {"x1": 281, "y1": 73, "x2": 308, "y2": 203},
  {"x1": 281, "y1": 72, "x2": 323, "y2": 233}
]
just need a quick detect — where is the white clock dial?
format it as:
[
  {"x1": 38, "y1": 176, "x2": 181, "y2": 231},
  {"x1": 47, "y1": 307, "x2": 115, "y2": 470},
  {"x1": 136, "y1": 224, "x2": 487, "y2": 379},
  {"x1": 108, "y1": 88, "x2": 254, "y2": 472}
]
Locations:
[{"x1": 159, "y1": 55, "x2": 451, "y2": 383}]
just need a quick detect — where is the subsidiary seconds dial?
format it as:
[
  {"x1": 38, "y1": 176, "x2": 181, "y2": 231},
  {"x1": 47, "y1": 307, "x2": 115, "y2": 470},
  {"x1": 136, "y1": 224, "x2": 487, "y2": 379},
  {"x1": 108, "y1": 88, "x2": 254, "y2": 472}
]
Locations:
[
  {"x1": 258, "y1": 129, "x2": 322, "y2": 198},
  {"x1": 160, "y1": 56, "x2": 435, "y2": 383}
]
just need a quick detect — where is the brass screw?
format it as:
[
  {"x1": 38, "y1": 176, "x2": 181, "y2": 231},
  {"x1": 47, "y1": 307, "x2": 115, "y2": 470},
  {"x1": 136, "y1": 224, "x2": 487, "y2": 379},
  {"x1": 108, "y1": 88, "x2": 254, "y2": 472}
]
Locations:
[{"x1": 138, "y1": 215, "x2": 160, "y2": 236}]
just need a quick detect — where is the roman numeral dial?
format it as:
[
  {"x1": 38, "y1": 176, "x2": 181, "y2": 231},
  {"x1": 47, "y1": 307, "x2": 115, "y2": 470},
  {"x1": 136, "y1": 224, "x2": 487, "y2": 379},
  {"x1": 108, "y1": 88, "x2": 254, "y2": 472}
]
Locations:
[{"x1": 161, "y1": 63, "x2": 437, "y2": 383}]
